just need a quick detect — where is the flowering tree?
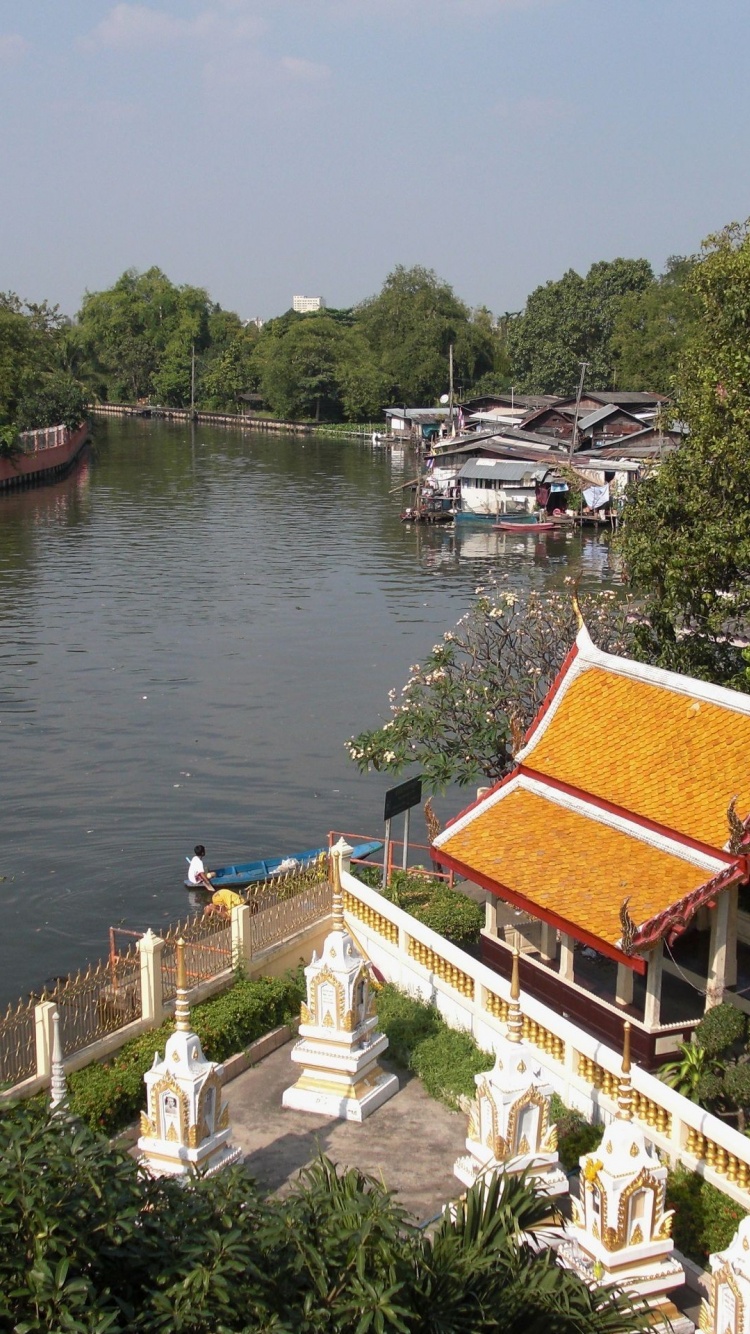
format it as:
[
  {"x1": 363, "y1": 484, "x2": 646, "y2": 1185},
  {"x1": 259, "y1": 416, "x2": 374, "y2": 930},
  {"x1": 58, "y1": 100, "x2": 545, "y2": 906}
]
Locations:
[{"x1": 346, "y1": 584, "x2": 638, "y2": 790}]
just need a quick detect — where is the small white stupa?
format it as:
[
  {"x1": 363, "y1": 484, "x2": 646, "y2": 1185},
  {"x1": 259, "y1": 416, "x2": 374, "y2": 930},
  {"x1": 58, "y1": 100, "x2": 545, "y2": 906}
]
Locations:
[
  {"x1": 558, "y1": 1022, "x2": 686, "y2": 1316},
  {"x1": 282, "y1": 838, "x2": 398, "y2": 1122},
  {"x1": 49, "y1": 1008, "x2": 68, "y2": 1113},
  {"x1": 454, "y1": 949, "x2": 567, "y2": 1197},
  {"x1": 700, "y1": 1217, "x2": 750, "y2": 1334},
  {"x1": 138, "y1": 938, "x2": 241, "y2": 1178}
]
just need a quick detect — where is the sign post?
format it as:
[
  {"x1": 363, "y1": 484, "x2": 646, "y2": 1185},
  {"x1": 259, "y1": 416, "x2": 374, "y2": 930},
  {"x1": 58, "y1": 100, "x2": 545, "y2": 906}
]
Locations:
[{"x1": 382, "y1": 777, "x2": 422, "y2": 888}]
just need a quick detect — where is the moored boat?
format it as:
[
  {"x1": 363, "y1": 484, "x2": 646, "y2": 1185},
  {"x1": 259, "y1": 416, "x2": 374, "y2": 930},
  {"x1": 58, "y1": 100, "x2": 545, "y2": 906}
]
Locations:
[
  {"x1": 184, "y1": 839, "x2": 383, "y2": 890},
  {"x1": 493, "y1": 517, "x2": 557, "y2": 533}
]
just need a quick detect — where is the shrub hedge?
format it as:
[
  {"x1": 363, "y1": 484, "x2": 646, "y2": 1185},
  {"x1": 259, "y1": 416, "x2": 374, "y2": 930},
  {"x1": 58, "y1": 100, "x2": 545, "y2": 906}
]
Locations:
[
  {"x1": 376, "y1": 984, "x2": 492, "y2": 1108},
  {"x1": 67, "y1": 970, "x2": 304, "y2": 1134},
  {"x1": 360, "y1": 868, "x2": 484, "y2": 949},
  {"x1": 666, "y1": 1165, "x2": 746, "y2": 1265}
]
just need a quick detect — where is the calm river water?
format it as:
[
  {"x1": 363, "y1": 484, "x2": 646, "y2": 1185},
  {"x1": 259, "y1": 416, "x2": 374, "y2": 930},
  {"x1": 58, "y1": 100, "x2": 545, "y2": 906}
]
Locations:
[{"x1": 0, "y1": 419, "x2": 619, "y2": 1004}]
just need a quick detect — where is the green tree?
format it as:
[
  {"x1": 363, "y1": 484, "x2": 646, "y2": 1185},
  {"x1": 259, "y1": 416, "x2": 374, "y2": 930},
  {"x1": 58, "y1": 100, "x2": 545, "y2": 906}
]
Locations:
[
  {"x1": 619, "y1": 220, "x2": 750, "y2": 684},
  {"x1": 358, "y1": 265, "x2": 482, "y2": 405},
  {"x1": 611, "y1": 256, "x2": 698, "y2": 392},
  {"x1": 0, "y1": 292, "x2": 63, "y2": 423},
  {"x1": 347, "y1": 585, "x2": 637, "y2": 790},
  {"x1": 508, "y1": 258, "x2": 653, "y2": 394},
  {"x1": 260, "y1": 313, "x2": 346, "y2": 420},
  {"x1": 0, "y1": 1104, "x2": 645, "y2": 1332},
  {"x1": 16, "y1": 373, "x2": 88, "y2": 431}
]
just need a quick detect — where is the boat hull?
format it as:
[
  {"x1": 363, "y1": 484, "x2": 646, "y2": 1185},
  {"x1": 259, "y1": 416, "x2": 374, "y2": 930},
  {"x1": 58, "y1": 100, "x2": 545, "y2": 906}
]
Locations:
[{"x1": 184, "y1": 839, "x2": 383, "y2": 890}]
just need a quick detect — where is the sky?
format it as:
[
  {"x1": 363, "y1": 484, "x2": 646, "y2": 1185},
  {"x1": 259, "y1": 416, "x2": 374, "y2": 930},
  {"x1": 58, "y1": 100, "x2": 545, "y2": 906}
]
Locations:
[{"x1": 1, "y1": 0, "x2": 749, "y2": 322}]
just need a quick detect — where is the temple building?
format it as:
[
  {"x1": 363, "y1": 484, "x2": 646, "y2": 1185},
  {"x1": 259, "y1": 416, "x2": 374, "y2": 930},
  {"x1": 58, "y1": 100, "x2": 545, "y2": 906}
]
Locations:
[{"x1": 433, "y1": 616, "x2": 750, "y2": 1069}]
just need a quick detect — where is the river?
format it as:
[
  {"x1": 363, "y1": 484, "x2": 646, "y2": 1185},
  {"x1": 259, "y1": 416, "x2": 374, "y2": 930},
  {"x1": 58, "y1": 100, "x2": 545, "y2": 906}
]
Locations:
[{"x1": 0, "y1": 418, "x2": 619, "y2": 1004}]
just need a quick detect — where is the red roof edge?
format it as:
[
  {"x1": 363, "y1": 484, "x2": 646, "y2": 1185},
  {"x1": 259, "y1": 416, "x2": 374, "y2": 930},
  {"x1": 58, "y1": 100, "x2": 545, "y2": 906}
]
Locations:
[
  {"x1": 522, "y1": 635, "x2": 580, "y2": 749},
  {"x1": 432, "y1": 846, "x2": 647, "y2": 974},
  {"x1": 632, "y1": 861, "x2": 747, "y2": 953}
]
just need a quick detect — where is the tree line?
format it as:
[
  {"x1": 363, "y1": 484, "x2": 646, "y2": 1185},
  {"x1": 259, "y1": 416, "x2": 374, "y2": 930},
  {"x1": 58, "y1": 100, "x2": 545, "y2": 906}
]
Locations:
[{"x1": 0, "y1": 245, "x2": 702, "y2": 438}]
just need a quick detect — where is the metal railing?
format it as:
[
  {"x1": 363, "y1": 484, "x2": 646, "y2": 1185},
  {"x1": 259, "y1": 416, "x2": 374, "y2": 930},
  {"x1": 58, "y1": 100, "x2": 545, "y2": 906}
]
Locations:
[
  {"x1": 161, "y1": 913, "x2": 233, "y2": 1002},
  {"x1": 0, "y1": 997, "x2": 37, "y2": 1086},
  {"x1": 53, "y1": 947, "x2": 142, "y2": 1057},
  {"x1": 251, "y1": 877, "x2": 332, "y2": 952}
]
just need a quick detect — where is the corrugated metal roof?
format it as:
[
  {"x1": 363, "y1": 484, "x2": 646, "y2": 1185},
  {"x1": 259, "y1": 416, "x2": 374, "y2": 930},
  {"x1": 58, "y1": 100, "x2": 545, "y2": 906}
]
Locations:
[
  {"x1": 459, "y1": 459, "x2": 549, "y2": 482},
  {"x1": 579, "y1": 404, "x2": 621, "y2": 430},
  {"x1": 384, "y1": 407, "x2": 450, "y2": 421}
]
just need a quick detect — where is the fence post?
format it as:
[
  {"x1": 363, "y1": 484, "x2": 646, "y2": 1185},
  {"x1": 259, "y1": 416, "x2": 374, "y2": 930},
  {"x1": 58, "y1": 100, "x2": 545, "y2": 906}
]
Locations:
[
  {"x1": 138, "y1": 929, "x2": 165, "y2": 1027},
  {"x1": 232, "y1": 904, "x2": 253, "y2": 974},
  {"x1": 35, "y1": 1000, "x2": 56, "y2": 1080}
]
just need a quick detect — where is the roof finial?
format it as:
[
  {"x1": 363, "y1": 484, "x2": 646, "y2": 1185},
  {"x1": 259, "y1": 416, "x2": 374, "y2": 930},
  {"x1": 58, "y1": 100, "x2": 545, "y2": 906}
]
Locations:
[
  {"x1": 507, "y1": 948, "x2": 523, "y2": 1043},
  {"x1": 617, "y1": 1020, "x2": 633, "y2": 1121},
  {"x1": 175, "y1": 938, "x2": 191, "y2": 1033},
  {"x1": 572, "y1": 583, "x2": 585, "y2": 632}
]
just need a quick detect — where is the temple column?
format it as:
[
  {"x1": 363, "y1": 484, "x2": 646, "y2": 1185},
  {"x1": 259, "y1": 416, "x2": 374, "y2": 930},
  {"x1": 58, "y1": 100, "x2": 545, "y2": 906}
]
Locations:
[
  {"x1": 540, "y1": 922, "x2": 557, "y2": 965},
  {"x1": 706, "y1": 888, "x2": 731, "y2": 1010},
  {"x1": 559, "y1": 933, "x2": 575, "y2": 982},
  {"x1": 643, "y1": 942, "x2": 662, "y2": 1028},
  {"x1": 726, "y1": 884, "x2": 739, "y2": 990},
  {"x1": 485, "y1": 892, "x2": 498, "y2": 938},
  {"x1": 615, "y1": 962, "x2": 634, "y2": 1007}
]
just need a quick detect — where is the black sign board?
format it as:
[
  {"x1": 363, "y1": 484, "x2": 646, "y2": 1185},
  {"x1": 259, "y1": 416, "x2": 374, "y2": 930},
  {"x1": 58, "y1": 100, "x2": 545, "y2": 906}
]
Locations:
[{"x1": 383, "y1": 776, "x2": 422, "y2": 822}]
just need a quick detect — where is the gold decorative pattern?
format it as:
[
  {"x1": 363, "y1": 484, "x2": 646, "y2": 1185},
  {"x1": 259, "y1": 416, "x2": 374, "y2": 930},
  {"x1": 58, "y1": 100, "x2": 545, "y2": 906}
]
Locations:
[
  {"x1": 342, "y1": 1009, "x2": 354, "y2": 1032},
  {"x1": 582, "y1": 1157, "x2": 603, "y2": 1183},
  {"x1": 140, "y1": 1112, "x2": 156, "y2": 1137},
  {"x1": 300, "y1": 1002, "x2": 311, "y2": 1024},
  {"x1": 518, "y1": 1134, "x2": 530, "y2": 1155},
  {"x1": 630, "y1": 1141, "x2": 640, "y2": 1157},
  {"x1": 657, "y1": 1211, "x2": 674, "y2": 1239},
  {"x1": 629, "y1": 1223, "x2": 643, "y2": 1245},
  {"x1": 218, "y1": 1103, "x2": 230, "y2": 1131},
  {"x1": 506, "y1": 1087, "x2": 548, "y2": 1156},
  {"x1": 151, "y1": 1074, "x2": 189, "y2": 1143},
  {"x1": 541, "y1": 1123, "x2": 558, "y2": 1154},
  {"x1": 196, "y1": 1071, "x2": 222, "y2": 1140},
  {"x1": 165, "y1": 1123, "x2": 178, "y2": 1143},
  {"x1": 522, "y1": 1015, "x2": 565, "y2": 1063}
]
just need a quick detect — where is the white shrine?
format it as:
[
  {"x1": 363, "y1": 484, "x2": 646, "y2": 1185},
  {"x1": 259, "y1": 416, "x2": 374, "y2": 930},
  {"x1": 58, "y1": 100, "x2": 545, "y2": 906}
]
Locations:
[
  {"x1": 138, "y1": 938, "x2": 241, "y2": 1178},
  {"x1": 700, "y1": 1217, "x2": 750, "y2": 1334},
  {"x1": 454, "y1": 949, "x2": 567, "y2": 1197},
  {"x1": 282, "y1": 838, "x2": 398, "y2": 1122},
  {"x1": 559, "y1": 1022, "x2": 686, "y2": 1317}
]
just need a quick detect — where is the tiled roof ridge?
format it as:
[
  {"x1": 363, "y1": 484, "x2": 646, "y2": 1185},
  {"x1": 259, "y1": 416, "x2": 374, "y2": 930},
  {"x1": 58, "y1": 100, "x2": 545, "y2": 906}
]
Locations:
[{"x1": 517, "y1": 765, "x2": 739, "y2": 863}]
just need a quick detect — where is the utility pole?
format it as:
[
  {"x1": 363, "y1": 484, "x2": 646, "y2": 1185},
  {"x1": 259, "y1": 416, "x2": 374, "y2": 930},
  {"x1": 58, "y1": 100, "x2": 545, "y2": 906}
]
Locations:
[
  {"x1": 190, "y1": 343, "x2": 196, "y2": 418},
  {"x1": 448, "y1": 343, "x2": 455, "y2": 437},
  {"x1": 569, "y1": 360, "x2": 589, "y2": 459}
]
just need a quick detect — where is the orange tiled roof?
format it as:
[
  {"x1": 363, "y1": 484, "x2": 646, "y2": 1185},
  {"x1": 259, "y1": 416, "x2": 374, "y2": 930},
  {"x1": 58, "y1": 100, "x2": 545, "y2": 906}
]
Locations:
[
  {"x1": 438, "y1": 783, "x2": 721, "y2": 950},
  {"x1": 523, "y1": 664, "x2": 750, "y2": 850}
]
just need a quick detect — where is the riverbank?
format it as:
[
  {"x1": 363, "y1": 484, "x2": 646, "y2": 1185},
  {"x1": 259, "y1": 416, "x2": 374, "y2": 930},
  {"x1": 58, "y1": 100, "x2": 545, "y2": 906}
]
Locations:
[
  {"x1": 0, "y1": 420, "x2": 90, "y2": 491},
  {"x1": 90, "y1": 402, "x2": 387, "y2": 442}
]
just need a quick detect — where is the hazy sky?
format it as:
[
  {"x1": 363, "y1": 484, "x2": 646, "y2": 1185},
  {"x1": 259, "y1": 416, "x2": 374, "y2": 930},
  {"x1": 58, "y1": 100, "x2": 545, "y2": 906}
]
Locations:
[{"x1": 2, "y1": 0, "x2": 749, "y2": 321}]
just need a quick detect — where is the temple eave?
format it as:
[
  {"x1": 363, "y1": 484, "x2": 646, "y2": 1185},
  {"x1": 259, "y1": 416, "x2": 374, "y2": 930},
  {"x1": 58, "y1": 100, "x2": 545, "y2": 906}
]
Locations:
[{"x1": 434, "y1": 847, "x2": 648, "y2": 974}]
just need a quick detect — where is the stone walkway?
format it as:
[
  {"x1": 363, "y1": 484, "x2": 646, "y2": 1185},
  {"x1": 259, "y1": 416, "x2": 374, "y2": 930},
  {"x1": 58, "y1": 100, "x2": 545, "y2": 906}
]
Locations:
[{"x1": 224, "y1": 1042, "x2": 466, "y2": 1224}]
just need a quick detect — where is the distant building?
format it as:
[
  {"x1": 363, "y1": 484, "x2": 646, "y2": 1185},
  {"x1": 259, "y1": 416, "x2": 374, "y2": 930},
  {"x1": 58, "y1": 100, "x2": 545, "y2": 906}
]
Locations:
[{"x1": 292, "y1": 295, "x2": 326, "y2": 313}]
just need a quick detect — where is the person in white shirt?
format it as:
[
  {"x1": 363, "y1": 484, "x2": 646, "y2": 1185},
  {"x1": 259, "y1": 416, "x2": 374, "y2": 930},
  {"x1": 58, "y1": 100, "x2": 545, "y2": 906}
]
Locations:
[{"x1": 187, "y1": 844, "x2": 214, "y2": 888}]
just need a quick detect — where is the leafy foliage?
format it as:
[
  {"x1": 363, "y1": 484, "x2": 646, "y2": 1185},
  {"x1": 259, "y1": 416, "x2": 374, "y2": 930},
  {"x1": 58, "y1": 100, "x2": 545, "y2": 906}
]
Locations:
[
  {"x1": 620, "y1": 220, "x2": 750, "y2": 684},
  {"x1": 664, "y1": 1002, "x2": 750, "y2": 1129},
  {"x1": 0, "y1": 1104, "x2": 646, "y2": 1333},
  {"x1": 361, "y1": 870, "x2": 483, "y2": 949},
  {"x1": 666, "y1": 1165, "x2": 746, "y2": 1265},
  {"x1": 16, "y1": 373, "x2": 88, "y2": 432},
  {"x1": 347, "y1": 584, "x2": 638, "y2": 790},
  {"x1": 548, "y1": 1094, "x2": 604, "y2": 1172},
  {"x1": 507, "y1": 258, "x2": 653, "y2": 394},
  {"x1": 376, "y1": 984, "x2": 492, "y2": 1108},
  {"x1": 610, "y1": 255, "x2": 698, "y2": 392}
]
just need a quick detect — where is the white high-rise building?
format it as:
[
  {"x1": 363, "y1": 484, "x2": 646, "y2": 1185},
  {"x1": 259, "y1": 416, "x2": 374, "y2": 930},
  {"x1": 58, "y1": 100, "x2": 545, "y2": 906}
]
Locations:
[{"x1": 293, "y1": 295, "x2": 326, "y2": 313}]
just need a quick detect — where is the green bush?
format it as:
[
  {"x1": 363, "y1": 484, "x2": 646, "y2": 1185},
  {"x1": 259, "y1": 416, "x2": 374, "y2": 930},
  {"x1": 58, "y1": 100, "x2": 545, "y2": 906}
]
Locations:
[
  {"x1": 375, "y1": 869, "x2": 484, "y2": 949},
  {"x1": 68, "y1": 970, "x2": 304, "y2": 1134},
  {"x1": 666, "y1": 1165, "x2": 746, "y2": 1265},
  {"x1": 549, "y1": 1093, "x2": 604, "y2": 1172},
  {"x1": 695, "y1": 1002, "x2": 747, "y2": 1058},
  {"x1": 376, "y1": 984, "x2": 492, "y2": 1108}
]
